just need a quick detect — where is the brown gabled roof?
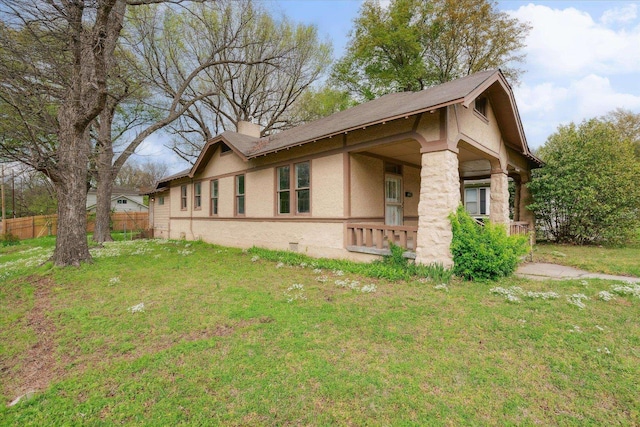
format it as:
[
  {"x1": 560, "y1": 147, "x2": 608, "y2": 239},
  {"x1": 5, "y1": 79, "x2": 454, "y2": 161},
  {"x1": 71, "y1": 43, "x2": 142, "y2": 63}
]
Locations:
[{"x1": 154, "y1": 69, "x2": 540, "y2": 190}]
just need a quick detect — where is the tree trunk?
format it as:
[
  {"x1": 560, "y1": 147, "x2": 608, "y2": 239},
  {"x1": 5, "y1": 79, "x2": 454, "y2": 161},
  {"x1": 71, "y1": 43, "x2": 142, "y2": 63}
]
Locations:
[
  {"x1": 52, "y1": 122, "x2": 92, "y2": 266},
  {"x1": 93, "y1": 105, "x2": 117, "y2": 244}
]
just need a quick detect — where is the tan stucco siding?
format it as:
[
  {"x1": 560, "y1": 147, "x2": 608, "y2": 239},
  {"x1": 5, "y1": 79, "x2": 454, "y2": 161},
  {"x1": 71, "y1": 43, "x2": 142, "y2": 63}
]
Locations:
[
  {"x1": 246, "y1": 168, "x2": 274, "y2": 217},
  {"x1": 152, "y1": 190, "x2": 170, "y2": 238},
  {"x1": 311, "y1": 154, "x2": 343, "y2": 217},
  {"x1": 414, "y1": 111, "x2": 441, "y2": 141},
  {"x1": 453, "y1": 103, "x2": 502, "y2": 155},
  {"x1": 217, "y1": 175, "x2": 235, "y2": 217},
  {"x1": 202, "y1": 149, "x2": 247, "y2": 177},
  {"x1": 350, "y1": 154, "x2": 383, "y2": 219},
  {"x1": 168, "y1": 218, "x2": 376, "y2": 262},
  {"x1": 251, "y1": 139, "x2": 343, "y2": 167},
  {"x1": 403, "y1": 166, "x2": 421, "y2": 224}
]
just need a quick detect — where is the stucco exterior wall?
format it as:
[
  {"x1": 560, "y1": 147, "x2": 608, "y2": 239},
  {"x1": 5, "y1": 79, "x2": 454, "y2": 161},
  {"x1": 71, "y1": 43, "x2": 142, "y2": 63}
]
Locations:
[
  {"x1": 311, "y1": 153, "x2": 344, "y2": 217},
  {"x1": 152, "y1": 190, "x2": 171, "y2": 238},
  {"x1": 168, "y1": 218, "x2": 376, "y2": 262},
  {"x1": 246, "y1": 168, "x2": 274, "y2": 217},
  {"x1": 414, "y1": 111, "x2": 441, "y2": 141},
  {"x1": 403, "y1": 165, "x2": 421, "y2": 223},
  {"x1": 452, "y1": 103, "x2": 502, "y2": 155},
  {"x1": 350, "y1": 154, "x2": 384, "y2": 220}
]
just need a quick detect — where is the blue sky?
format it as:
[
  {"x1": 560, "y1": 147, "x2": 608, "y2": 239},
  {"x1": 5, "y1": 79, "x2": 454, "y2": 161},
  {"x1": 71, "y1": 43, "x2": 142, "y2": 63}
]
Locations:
[{"x1": 141, "y1": 0, "x2": 640, "y2": 171}]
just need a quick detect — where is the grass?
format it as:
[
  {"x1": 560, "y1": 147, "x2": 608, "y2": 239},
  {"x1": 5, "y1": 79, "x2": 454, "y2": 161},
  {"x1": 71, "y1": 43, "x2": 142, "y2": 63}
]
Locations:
[
  {"x1": 534, "y1": 242, "x2": 640, "y2": 277},
  {"x1": 1, "y1": 237, "x2": 639, "y2": 425}
]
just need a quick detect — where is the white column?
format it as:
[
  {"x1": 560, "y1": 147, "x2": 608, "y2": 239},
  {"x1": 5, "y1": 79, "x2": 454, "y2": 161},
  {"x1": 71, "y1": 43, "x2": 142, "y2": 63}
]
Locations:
[{"x1": 415, "y1": 150, "x2": 459, "y2": 267}]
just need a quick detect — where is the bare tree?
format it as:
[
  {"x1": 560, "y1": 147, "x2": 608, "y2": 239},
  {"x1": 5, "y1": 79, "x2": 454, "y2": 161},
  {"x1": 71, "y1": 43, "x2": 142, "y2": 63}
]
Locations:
[{"x1": 133, "y1": 1, "x2": 332, "y2": 163}]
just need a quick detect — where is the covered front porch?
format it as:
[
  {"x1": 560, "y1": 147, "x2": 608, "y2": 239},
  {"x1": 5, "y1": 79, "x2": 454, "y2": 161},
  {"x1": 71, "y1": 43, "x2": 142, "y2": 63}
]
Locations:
[{"x1": 343, "y1": 133, "x2": 534, "y2": 261}]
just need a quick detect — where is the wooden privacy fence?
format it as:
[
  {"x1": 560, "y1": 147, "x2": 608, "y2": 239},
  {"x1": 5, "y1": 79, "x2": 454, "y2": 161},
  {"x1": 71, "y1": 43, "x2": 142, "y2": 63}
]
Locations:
[{"x1": 1, "y1": 212, "x2": 149, "y2": 240}]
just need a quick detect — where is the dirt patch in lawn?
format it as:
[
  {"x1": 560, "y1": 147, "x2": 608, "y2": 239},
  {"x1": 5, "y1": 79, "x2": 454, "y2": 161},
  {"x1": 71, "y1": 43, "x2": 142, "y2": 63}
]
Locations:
[{"x1": 2, "y1": 276, "x2": 63, "y2": 406}]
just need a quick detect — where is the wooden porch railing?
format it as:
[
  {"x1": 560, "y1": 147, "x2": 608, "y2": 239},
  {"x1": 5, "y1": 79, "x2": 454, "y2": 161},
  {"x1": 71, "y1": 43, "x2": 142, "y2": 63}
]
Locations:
[
  {"x1": 346, "y1": 223, "x2": 418, "y2": 251},
  {"x1": 510, "y1": 221, "x2": 530, "y2": 236}
]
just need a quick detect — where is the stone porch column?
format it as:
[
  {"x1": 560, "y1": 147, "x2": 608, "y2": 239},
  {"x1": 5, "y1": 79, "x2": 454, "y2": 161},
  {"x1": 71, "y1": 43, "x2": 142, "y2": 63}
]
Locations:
[
  {"x1": 415, "y1": 149, "x2": 460, "y2": 267},
  {"x1": 490, "y1": 168, "x2": 510, "y2": 228}
]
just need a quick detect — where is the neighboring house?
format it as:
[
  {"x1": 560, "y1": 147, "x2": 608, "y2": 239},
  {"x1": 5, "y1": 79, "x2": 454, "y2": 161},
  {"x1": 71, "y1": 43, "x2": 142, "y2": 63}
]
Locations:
[
  {"x1": 86, "y1": 187, "x2": 148, "y2": 213},
  {"x1": 147, "y1": 70, "x2": 541, "y2": 266}
]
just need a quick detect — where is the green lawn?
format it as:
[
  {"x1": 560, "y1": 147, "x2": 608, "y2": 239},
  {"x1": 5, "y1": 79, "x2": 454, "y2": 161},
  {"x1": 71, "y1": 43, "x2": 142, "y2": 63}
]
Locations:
[
  {"x1": 534, "y1": 242, "x2": 640, "y2": 277},
  {"x1": 1, "y1": 237, "x2": 639, "y2": 425}
]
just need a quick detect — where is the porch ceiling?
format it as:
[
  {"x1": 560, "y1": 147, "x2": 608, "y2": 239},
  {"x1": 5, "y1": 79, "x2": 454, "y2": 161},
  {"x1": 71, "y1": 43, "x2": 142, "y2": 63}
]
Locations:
[{"x1": 357, "y1": 139, "x2": 422, "y2": 166}]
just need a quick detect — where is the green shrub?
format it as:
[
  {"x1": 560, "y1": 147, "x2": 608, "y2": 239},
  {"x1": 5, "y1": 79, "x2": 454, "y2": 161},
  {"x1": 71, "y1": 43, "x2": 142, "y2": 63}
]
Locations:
[
  {"x1": 381, "y1": 242, "x2": 408, "y2": 267},
  {"x1": 0, "y1": 232, "x2": 20, "y2": 246},
  {"x1": 449, "y1": 206, "x2": 528, "y2": 281}
]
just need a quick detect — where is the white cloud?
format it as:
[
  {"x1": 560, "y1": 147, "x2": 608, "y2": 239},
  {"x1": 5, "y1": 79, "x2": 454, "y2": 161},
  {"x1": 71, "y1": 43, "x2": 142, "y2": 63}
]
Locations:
[
  {"x1": 601, "y1": 4, "x2": 638, "y2": 25},
  {"x1": 510, "y1": 4, "x2": 640, "y2": 77},
  {"x1": 569, "y1": 74, "x2": 640, "y2": 118}
]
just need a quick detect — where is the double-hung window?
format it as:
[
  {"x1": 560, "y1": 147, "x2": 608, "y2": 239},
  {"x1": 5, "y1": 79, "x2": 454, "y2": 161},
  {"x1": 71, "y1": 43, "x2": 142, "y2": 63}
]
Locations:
[
  {"x1": 277, "y1": 165, "x2": 291, "y2": 214},
  {"x1": 180, "y1": 185, "x2": 187, "y2": 210},
  {"x1": 235, "y1": 175, "x2": 245, "y2": 215},
  {"x1": 210, "y1": 179, "x2": 219, "y2": 216},
  {"x1": 295, "y1": 162, "x2": 310, "y2": 214},
  {"x1": 194, "y1": 182, "x2": 202, "y2": 210},
  {"x1": 276, "y1": 161, "x2": 310, "y2": 215}
]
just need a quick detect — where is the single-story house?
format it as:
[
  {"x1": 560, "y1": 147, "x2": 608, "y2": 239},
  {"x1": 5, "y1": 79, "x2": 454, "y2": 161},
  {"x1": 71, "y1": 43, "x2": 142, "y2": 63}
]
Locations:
[
  {"x1": 147, "y1": 69, "x2": 541, "y2": 266},
  {"x1": 87, "y1": 187, "x2": 149, "y2": 213}
]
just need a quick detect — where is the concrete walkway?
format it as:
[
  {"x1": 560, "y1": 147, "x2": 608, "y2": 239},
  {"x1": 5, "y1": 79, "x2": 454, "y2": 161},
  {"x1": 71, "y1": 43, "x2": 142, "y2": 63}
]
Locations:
[{"x1": 516, "y1": 262, "x2": 640, "y2": 283}]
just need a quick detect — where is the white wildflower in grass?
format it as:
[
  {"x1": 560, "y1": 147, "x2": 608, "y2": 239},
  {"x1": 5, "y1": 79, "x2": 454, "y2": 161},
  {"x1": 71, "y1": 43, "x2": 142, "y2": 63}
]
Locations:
[
  {"x1": 490, "y1": 286, "x2": 522, "y2": 302},
  {"x1": 335, "y1": 279, "x2": 359, "y2": 289},
  {"x1": 569, "y1": 325, "x2": 582, "y2": 333},
  {"x1": 567, "y1": 294, "x2": 589, "y2": 309},
  {"x1": 177, "y1": 249, "x2": 193, "y2": 256},
  {"x1": 313, "y1": 268, "x2": 322, "y2": 274},
  {"x1": 596, "y1": 347, "x2": 612, "y2": 355},
  {"x1": 108, "y1": 277, "x2": 121, "y2": 285},
  {"x1": 518, "y1": 319, "x2": 527, "y2": 328},
  {"x1": 242, "y1": 248, "x2": 249, "y2": 254},
  {"x1": 315, "y1": 275, "x2": 329, "y2": 283},
  {"x1": 360, "y1": 284, "x2": 377, "y2": 293},
  {"x1": 418, "y1": 277, "x2": 430, "y2": 284},
  {"x1": 595, "y1": 325, "x2": 605, "y2": 332},
  {"x1": 611, "y1": 283, "x2": 640, "y2": 298},
  {"x1": 251, "y1": 255, "x2": 260, "y2": 263},
  {"x1": 525, "y1": 291, "x2": 560, "y2": 300},
  {"x1": 333, "y1": 270, "x2": 344, "y2": 276},
  {"x1": 284, "y1": 283, "x2": 307, "y2": 303},
  {"x1": 127, "y1": 303, "x2": 145, "y2": 314},
  {"x1": 434, "y1": 283, "x2": 449, "y2": 292},
  {"x1": 185, "y1": 243, "x2": 191, "y2": 248},
  {"x1": 506, "y1": 294, "x2": 521, "y2": 303},
  {"x1": 580, "y1": 280, "x2": 589, "y2": 287},
  {"x1": 275, "y1": 262, "x2": 285, "y2": 269},
  {"x1": 299, "y1": 262, "x2": 308, "y2": 268},
  {"x1": 598, "y1": 290, "x2": 615, "y2": 301}
]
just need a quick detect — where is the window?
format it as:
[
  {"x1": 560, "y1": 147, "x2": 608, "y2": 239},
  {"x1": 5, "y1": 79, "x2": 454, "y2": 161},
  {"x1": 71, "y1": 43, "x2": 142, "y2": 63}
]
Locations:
[
  {"x1": 158, "y1": 196, "x2": 165, "y2": 206},
  {"x1": 194, "y1": 182, "x2": 202, "y2": 210},
  {"x1": 181, "y1": 185, "x2": 187, "y2": 210},
  {"x1": 475, "y1": 96, "x2": 488, "y2": 118},
  {"x1": 465, "y1": 187, "x2": 489, "y2": 216},
  {"x1": 117, "y1": 199, "x2": 127, "y2": 205},
  {"x1": 210, "y1": 179, "x2": 218, "y2": 216},
  {"x1": 276, "y1": 162, "x2": 310, "y2": 215},
  {"x1": 295, "y1": 162, "x2": 310, "y2": 214},
  {"x1": 235, "y1": 175, "x2": 245, "y2": 215},
  {"x1": 277, "y1": 165, "x2": 290, "y2": 214}
]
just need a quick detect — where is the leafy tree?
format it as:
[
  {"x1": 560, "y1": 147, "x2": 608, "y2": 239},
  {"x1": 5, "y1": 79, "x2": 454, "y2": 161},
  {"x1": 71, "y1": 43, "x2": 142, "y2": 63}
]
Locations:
[
  {"x1": 332, "y1": 0, "x2": 530, "y2": 101},
  {"x1": 528, "y1": 119, "x2": 640, "y2": 245},
  {"x1": 115, "y1": 159, "x2": 169, "y2": 191},
  {"x1": 605, "y1": 108, "x2": 640, "y2": 158},
  {"x1": 289, "y1": 86, "x2": 355, "y2": 124}
]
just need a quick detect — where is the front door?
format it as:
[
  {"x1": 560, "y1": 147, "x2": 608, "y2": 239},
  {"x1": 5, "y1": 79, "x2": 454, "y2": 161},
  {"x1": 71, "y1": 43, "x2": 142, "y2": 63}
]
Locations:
[{"x1": 385, "y1": 175, "x2": 403, "y2": 226}]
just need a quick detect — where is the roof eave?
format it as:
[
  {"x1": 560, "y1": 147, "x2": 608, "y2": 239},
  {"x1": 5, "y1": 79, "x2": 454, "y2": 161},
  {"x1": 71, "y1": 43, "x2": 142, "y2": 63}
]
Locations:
[{"x1": 245, "y1": 98, "x2": 465, "y2": 160}]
